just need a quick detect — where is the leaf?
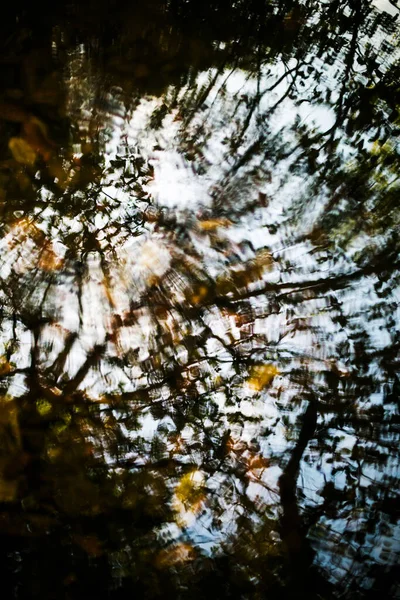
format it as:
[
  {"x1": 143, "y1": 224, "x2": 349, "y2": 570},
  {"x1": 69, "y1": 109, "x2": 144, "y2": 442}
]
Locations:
[
  {"x1": 38, "y1": 244, "x2": 64, "y2": 271},
  {"x1": 198, "y1": 218, "x2": 232, "y2": 231},
  {"x1": 36, "y1": 399, "x2": 52, "y2": 416},
  {"x1": 253, "y1": 248, "x2": 274, "y2": 271},
  {"x1": 189, "y1": 284, "x2": 210, "y2": 305},
  {"x1": 0, "y1": 358, "x2": 12, "y2": 376},
  {"x1": 8, "y1": 137, "x2": 37, "y2": 166},
  {"x1": 174, "y1": 469, "x2": 205, "y2": 513},
  {"x1": 7, "y1": 217, "x2": 46, "y2": 249},
  {"x1": 249, "y1": 455, "x2": 270, "y2": 470},
  {"x1": 155, "y1": 543, "x2": 196, "y2": 568},
  {"x1": 247, "y1": 364, "x2": 279, "y2": 391},
  {"x1": 22, "y1": 116, "x2": 55, "y2": 161}
]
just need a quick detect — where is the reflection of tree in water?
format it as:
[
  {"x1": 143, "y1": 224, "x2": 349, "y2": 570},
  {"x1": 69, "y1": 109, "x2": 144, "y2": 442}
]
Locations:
[{"x1": 0, "y1": 0, "x2": 399, "y2": 598}]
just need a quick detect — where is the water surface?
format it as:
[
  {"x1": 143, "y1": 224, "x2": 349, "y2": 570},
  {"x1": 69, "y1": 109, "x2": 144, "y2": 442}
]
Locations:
[{"x1": 0, "y1": 1, "x2": 399, "y2": 598}]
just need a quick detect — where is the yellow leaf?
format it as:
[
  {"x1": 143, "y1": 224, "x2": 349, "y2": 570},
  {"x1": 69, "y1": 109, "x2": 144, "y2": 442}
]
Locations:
[
  {"x1": 190, "y1": 284, "x2": 209, "y2": 305},
  {"x1": 8, "y1": 137, "x2": 37, "y2": 166},
  {"x1": 174, "y1": 470, "x2": 205, "y2": 511},
  {"x1": 0, "y1": 358, "x2": 12, "y2": 376},
  {"x1": 247, "y1": 364, "x2": 279, "y2": 391},
  {"x1": 36, "y1": 399, "x2": 52, "y2": 416},
  {"x1": 198, "y1": 218, "x2": 232, "y2": 231},
  {"x1": 47, "y1": 446, "x2": 62, "y2": 461},
  {"x1": 23, "y1": 116, "x2": 55, "y2": 161}
]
